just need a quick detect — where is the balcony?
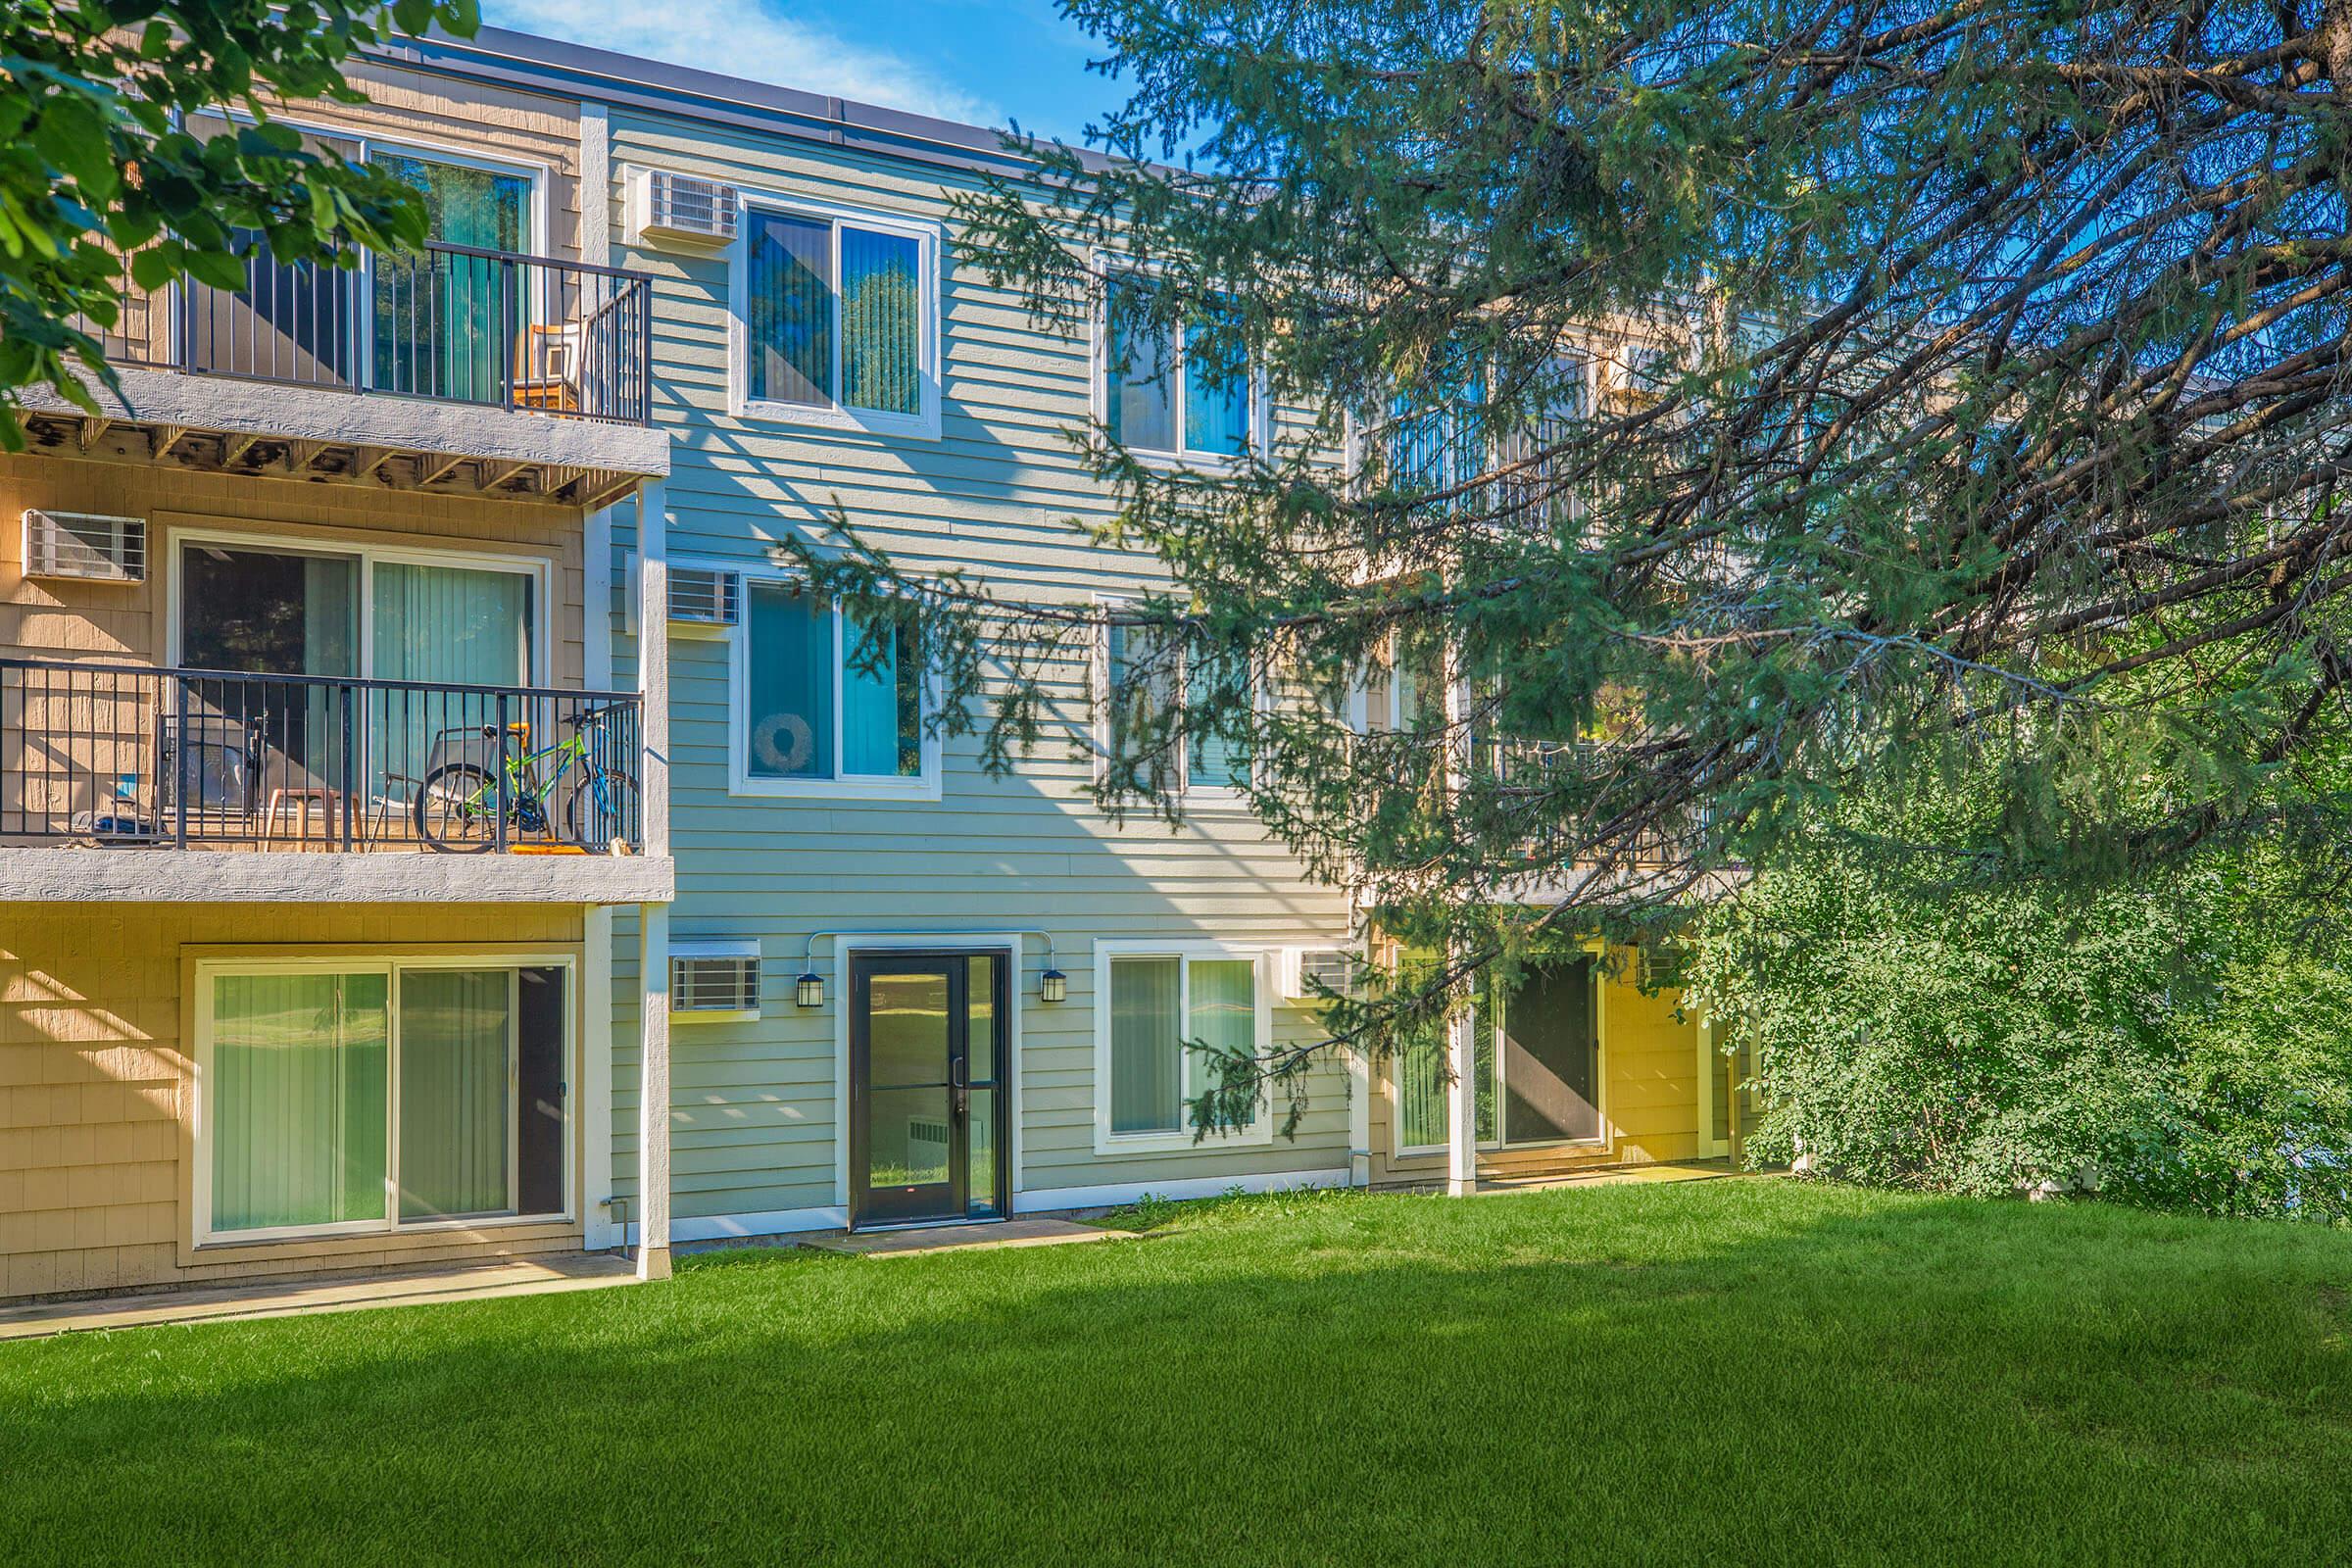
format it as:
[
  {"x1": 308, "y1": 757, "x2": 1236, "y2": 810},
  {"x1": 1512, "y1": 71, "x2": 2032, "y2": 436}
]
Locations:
[
  {"x1": 1358, "y1": 403, "x2": 1582, "y2": 538},
  {"x1": 0, "y1": 658, "x2": 669, "y2": 905},
  {"x1": 17, "y1": 241, "x2": 668, "y2": 504}
]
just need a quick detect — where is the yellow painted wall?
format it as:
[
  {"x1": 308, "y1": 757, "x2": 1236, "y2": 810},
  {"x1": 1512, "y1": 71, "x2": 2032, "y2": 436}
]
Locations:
[{"x1": 0, "y1": 903, "x2": 587, "y2": 1300}]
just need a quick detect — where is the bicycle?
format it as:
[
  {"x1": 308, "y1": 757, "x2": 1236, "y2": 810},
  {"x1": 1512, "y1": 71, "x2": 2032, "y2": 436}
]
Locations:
[{"x1": 414, "y1": 703, "x2": 638, "y2": 853}]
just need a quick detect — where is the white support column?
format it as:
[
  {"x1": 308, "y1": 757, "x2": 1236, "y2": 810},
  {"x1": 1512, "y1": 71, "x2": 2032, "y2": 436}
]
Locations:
[
  {"x1": 637, "y1": 478, "x2": 669, "y2": 860},
  {"x1": 578, "y1": 102, "x2": 612, "y2": 269},
  {"x1": 1441, "y1": 626, "x2": 1477, "y2": 1197},
  {"x1": 1346, "y1": 1032, "x2": 1372, "y2": 1190},
  {"x1": 636, "y1": 901, "x2": 672, "y2": 1280},
  {"x1": 583, "y1": 904, "x2": 615, "y2": 1250},
  {"x1": 632, "y1": 476, "x2": 671, "y2": 1279},
  {"x1": 1445, "y1": 999, "x2": 1478, "y2": 1197}
]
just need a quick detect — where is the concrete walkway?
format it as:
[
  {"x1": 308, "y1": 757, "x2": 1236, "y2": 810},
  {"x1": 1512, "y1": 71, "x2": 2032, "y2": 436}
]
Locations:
[
  {"x1": 791, "y1": 1216, "x2": 1134, "y2": 1258},
  {"x1": 1472, "y1": 1160, "x2": 1752, "y2": 1195},
  {"x1": 0, "y1": 1253, "x2": 638, "y2": 1342}
]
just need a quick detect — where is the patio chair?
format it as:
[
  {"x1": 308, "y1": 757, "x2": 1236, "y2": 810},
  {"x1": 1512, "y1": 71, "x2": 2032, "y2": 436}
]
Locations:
[{"x1": 512, "y1": 321, "x2": 583, "y2": 413}]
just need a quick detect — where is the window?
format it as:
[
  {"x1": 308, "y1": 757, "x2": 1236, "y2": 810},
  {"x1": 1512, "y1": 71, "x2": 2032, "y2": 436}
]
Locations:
[
  {"x1": 1102, "y1": 609, "x2": 1254, "y2": 796},
  {"x1": 1101, "y1": 274, "x2": 1254, "y2": 461},
  {"x1": 197, "y1": 960, "x2": 569, "y2": 1243},
  {"x1": 737, "y1": 201, "x2": 936, "y2": 434},
  {"x1": 730, "y1": 574, "x2": 936, "y2": 799},
  {"x1": 1096, "y1": 945, "x2": 1272, "y2": 1151}
]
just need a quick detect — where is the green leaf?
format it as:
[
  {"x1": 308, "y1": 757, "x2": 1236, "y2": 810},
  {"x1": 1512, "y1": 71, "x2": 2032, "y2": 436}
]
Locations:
[{"x1": 180, "y1": 246, "x2": 250, "y2": 291}]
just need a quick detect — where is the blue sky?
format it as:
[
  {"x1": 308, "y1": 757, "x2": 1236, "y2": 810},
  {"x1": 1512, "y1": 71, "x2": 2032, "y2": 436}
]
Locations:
[{"x1": 479, "y1": 0, "x2": 1125, "y2": 144}]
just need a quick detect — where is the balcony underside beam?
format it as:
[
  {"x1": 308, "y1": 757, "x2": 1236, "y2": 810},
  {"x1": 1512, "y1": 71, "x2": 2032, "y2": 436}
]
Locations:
[{"x1": 17, "y1": 408, "x2": 656, "y2": 508}]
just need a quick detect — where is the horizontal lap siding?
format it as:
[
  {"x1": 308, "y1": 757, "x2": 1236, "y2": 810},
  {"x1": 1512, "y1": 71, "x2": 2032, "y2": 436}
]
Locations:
[{"x1": 611, "y1": 113, "x2": 1352, "y2": 1223}]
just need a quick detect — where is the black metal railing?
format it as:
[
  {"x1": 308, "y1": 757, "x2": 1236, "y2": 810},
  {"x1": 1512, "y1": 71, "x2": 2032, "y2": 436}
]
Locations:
[
  {"x1": 86, "y1": 238, "x2": 653, "y2": 424},
  {"x1": 1486, "y1": 737, "x2": 1706, "y2": 864},
  {"x1": 1, "y1": 659, "x2": 643, "y2": 855}
]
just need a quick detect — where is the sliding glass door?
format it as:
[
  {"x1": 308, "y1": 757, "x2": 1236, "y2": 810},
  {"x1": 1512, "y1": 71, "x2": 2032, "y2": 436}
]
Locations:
[
  {"x1": 1392, "y1": 956, "x2": 1598, "y2": 1153},
  {"x1": 372, "y1": 152, "x2": 534, "y2": 404},
  {"x1": 202, "y1": 962, "x2": 569, "y2": 1242},
  {"x1": 177, "y1": 539, "x2": 537, "y2": 820}
]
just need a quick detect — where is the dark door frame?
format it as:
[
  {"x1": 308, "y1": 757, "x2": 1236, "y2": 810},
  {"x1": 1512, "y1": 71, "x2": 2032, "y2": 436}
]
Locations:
[{"x1": 846, "y1": 947, "x2": 1012, "y2": 1231}]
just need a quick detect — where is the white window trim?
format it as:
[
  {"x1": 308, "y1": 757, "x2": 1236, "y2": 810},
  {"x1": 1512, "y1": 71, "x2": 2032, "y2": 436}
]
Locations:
[
  {"x1": 726, "y1": 187, "x2": 944, "y2": 441},
  {"x1": 1391, "y1": 948, "x2": 1609, "y2": 1159},
  {"x1": 707, "y1": 555, "x2": 945, "y2": 803},
  {"x1": 1090, "y1": 252, "x2": 1272, "y2": 471},
  {"x1": 1093, "y1": 593, "x2": 1265, "y2": 807},
  {"x1": 165, "y1": 521, "x2": 554, "y2": 685},
  {"x1": 1696, "y1": 1015, "x2": 1729, "y2": 1158},
  {"x1": 1092, "y1": 939, "x2": 1277, "y2": 1154},
  {"x1": 190, "y1": 954, "x2": 577, "y2": 1248}
]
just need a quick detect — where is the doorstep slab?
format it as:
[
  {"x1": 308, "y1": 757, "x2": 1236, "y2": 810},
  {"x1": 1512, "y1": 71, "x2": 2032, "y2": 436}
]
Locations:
[
  {"x1": 0, "y1": 1253, "x2": 638, "y2": 1341},
  {"x1": 797, "y1": 1217, "x2": 1131, "y2": 1257},
  {"x1": 1472, "y1": 1161, "x2": 1754, "y2": 1195}
]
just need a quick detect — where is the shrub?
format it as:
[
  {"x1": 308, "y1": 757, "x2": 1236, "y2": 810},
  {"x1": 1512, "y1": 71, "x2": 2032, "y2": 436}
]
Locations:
[{"x1": 1694, "y1": 845, "x2": 2352, "y2": 1224}]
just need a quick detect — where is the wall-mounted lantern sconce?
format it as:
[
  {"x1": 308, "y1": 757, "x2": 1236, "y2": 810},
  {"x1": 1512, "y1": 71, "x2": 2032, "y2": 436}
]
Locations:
[
  {"x1": 1039, "y1": 967, "x2": 1067, "y2": 1004},
  {"x1": 795, "y1": 971, "x2": 825, "y2": 1008}
]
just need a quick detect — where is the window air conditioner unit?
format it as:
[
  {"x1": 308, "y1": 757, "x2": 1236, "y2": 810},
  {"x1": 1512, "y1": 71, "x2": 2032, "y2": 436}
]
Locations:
[
  {"x1": 23, "y1": 509, "x2": 145, "y2": 583},
  {"x1": 667, "y1": 566, "x2": 742, "y2": 634},
  {"x1": 628, "y1": 168, "x2": 740, "y2": 249},
  {"x1": 1278, "y1": 946, "x2": 1361, "y2": 1003},
  {"x1": 671, "y1": 941, "x2": 762, "y2": 1021},
  {"x1": 1639, "y1": 942, "x2": 1692, "y2": 990}
]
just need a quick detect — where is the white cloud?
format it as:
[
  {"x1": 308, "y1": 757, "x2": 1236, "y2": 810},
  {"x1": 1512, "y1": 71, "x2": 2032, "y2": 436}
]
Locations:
[{"x1": 482, "y1": 0, "x2": 1001, "y2": 127}]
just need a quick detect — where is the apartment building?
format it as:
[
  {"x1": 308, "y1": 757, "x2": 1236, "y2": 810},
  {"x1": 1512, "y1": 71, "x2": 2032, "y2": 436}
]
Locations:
[{"x1": 0, "y1": 25, "x2": 1746, "y2": 1302}]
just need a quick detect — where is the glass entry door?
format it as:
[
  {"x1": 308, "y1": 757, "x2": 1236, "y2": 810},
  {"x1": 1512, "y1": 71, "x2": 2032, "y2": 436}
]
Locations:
[{"x1": 850, "y1": 952, "x2": 1008, "y2": 1228}]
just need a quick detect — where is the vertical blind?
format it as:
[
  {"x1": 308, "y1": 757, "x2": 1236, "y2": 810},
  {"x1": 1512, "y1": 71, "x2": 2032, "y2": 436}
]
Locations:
[
  {"x1": 1186, "y1": 647, "x2": 1251, "y2": 790},
  {"x1": 748, "y1": 215, "x2": 924, "y2": 415},
  {"x1": 211, "y1": 972, "x2": 388, "y2": 1233},
  {"x1": 1109, "y1": 956, "x2": 1182, "y2": 1134},
  {"x1": 1395, "y1": 981, "x2": 1499, "y2": 1150},
  {"x1": 370, "y1": 561, "x2": 530, "y2": 799},
  {"x1": 1106, "y1": 621, "x2": 1177, "y2": 794},
  {"x1": 1186, "y1": 959, "x2": 1255, "y2": 1116},
  {"x1": 1182, "y1": 306, "x2": 1250, "y2": 456},
  {"x1": 371, "y1": 153, "x2": 531, "y2": 404},
  {"x1": 840, "y1": 226, "x2": 921, "y2": 416},
  {"x1": 396, "y1": 969, "x2": 513, "y2": 1221},
  {"x1": 1103, "y1": 279, "x2": 1176, "y2": 451}
]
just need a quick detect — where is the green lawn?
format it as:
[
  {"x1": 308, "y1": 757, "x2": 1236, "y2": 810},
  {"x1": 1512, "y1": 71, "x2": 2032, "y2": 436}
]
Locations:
[{"x1": 4, "y1": 1179, "x2": 2348, "y2": 1565}]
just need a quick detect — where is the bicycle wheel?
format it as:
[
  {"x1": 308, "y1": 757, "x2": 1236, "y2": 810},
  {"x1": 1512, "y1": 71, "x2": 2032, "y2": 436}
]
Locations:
[
  {"x1": 564, "y1": 769, "x2": 642, "y2": 852},
  {"x1": 416, "y1": 763, "x2": 501, "y2": 854}
]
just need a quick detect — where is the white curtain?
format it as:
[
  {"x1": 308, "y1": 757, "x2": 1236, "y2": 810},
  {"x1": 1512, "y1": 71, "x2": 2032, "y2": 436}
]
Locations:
[{"x1": 210, "y1": 972, "x2": 387, "y2": 1233}]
